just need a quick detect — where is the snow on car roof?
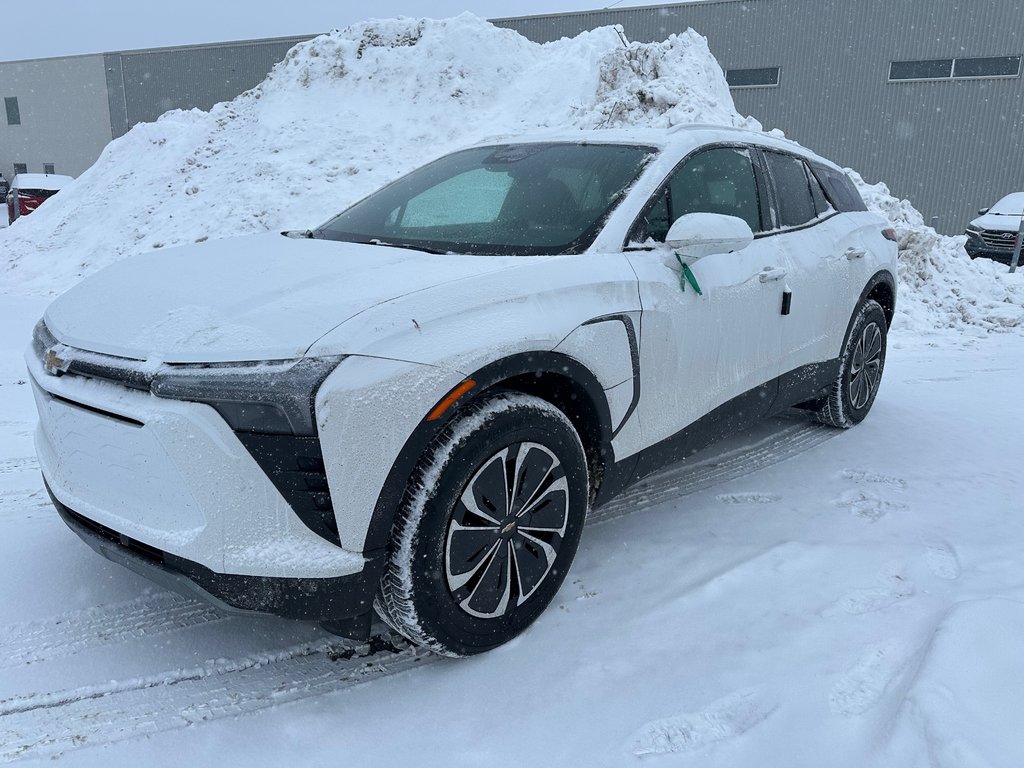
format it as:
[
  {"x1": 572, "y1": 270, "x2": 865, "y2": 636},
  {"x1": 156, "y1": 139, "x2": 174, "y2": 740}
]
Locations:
[
  {"x1": 469, "y1": 125, "x2": 840, "y2": 170},
  {"x1": 990, "y1": 192, "x2": 1024, "y2": 215},
  {"x1": 12, "y1": 173, "x2": 75, "y2": 190}
]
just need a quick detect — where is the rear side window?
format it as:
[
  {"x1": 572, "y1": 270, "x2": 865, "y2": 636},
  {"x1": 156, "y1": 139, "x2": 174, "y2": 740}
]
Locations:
[
  {"x1": 764, "y1": 151, "x2": 815, "y2": 228},
  {"x1": 807, "y1": 166, "x2": 831, "y2": 217},
  {"x1": 810, "y1": 164, "x2": 868, "y2": 213}
]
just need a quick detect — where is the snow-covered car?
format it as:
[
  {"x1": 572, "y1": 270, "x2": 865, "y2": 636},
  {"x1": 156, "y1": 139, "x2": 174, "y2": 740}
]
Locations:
[
  {"x1": 6, "y1": 173, "x2": 74, "y2": 225},
  {"x1": 28, "y1": 126, "x2": 897, "y2": 656},
  {"x1": 964, "y1": 192, "x2": 1024, "y2": 263}
]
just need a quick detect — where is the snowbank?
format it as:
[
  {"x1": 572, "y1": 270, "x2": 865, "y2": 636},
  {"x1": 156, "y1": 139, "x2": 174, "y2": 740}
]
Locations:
[
  {"x1": 854, "y1": 172, "x2": 1024, "y2": 336},
  {"x1": 1, "y1": 14, "x2": 1020, "y2": 336}
]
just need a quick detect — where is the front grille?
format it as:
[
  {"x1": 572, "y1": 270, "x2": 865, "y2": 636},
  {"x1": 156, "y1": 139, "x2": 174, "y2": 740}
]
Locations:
[{"x1": 980, "y1": 229, "x2": 1020, "y2": 249}]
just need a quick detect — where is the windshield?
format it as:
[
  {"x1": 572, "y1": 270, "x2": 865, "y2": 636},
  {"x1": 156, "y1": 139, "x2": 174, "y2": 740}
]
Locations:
[
  {"x1": 314, "y1": 142, "x2": 656, "y2": 255},
  {"x1": 990, "y1": 193, "x2": 1024, "y2": 216}
]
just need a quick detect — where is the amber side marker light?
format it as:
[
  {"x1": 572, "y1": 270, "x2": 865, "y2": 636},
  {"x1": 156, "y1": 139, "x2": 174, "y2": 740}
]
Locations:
[
  {"x1": 426, "y1": 379, "x2": 477, "y2": 421},
  {"x1": 882, "y1": 228, "x2": 898, "y2": 242}
]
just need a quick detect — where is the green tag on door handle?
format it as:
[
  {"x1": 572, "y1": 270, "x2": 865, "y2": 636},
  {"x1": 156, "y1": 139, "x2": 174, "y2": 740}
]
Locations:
[{"x1": 675, "y1": 253, "x2": 703, "y2": 296}]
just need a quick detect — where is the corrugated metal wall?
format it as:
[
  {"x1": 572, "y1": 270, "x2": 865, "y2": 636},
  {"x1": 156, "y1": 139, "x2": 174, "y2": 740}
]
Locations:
[
  {"x1": 494, "y1": 0, "x2": 1024, "y2": 234},
  {"x1": 104, "y1": 36, "x2": 311, "y2": 139}
]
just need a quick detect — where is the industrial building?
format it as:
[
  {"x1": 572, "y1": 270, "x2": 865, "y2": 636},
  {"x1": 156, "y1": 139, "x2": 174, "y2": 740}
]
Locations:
[{"x1": 1, "y1": 1, "x2": 1021, "y2": 234}]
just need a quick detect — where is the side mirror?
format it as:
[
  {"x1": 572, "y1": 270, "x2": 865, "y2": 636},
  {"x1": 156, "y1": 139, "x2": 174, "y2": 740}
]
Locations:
[
  {"x1": 665, "y1": 213, "x2": 754, "y2": 261},
  {"x1": 978, "y1": 208, "x2": 989, "y2": 216}
]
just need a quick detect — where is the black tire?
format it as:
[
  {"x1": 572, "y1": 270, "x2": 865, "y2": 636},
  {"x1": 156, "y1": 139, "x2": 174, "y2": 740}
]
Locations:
[
  {"x1": 816, "y1": 299, "x2": 888, "y2": 428},
  {"x1": 375, "y1": 392, "x2": 589, "y2": 657}
]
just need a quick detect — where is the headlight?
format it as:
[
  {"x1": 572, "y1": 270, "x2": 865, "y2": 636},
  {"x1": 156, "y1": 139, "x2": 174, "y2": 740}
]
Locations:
[
  {"x1": 965, "y1": 225, "x2": 982, "y2": 235},
  {"x1": 151, "y1": 356, "x2": 343, "y2": 435}
]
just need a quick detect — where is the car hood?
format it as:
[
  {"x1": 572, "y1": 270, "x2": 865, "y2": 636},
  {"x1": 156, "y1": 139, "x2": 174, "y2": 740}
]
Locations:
[
  {"x1": 970, "y1": 212, "x2": 1024, "y2": 232},
  {"x1": 44, "y1": 233, "x2": 522, "y2": 362}
]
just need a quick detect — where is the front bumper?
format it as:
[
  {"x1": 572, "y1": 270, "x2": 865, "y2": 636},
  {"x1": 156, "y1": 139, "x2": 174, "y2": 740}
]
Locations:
[
  {"x1": 27, "y1": 340, "x2": 378, "y2": 628},
  {"x1": 50, "y1": 486, "x2": 380, "y2": 625},
  {"x1": 965, "y1": 233, "x2": 1020, "y2": 264}
]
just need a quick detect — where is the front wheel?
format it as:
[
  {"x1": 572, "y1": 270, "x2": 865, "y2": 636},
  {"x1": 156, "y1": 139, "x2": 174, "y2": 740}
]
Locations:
[
  {"x1": 815, "y1": 299, "x2": 888, "y2": 428},
  {"x1": 375, "y1": 392, "x2": 590, "y2": 656}
]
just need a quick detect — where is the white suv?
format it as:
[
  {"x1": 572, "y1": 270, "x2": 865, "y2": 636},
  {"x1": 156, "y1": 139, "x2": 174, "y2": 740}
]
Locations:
[{"x1": 28, "y1": 126, "x2": 898, "y2": 656}]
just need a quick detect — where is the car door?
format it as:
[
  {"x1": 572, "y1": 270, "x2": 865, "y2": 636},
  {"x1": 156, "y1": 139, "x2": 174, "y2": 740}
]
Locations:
[
  {"x1": 624, "y1": 145, "x2": 789, "y2": 454},
  {"x1": 756, "y1": 150, "x2": 845, "y2": 375},
  {"x1": 759, "y1": 150, "x2": 887, "y2": 379}
]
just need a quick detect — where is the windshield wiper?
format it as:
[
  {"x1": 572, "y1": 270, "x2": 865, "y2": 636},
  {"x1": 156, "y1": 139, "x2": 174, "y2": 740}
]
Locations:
[{"x1": 360, "y1": 238, "x2": 449, "y2": 255}]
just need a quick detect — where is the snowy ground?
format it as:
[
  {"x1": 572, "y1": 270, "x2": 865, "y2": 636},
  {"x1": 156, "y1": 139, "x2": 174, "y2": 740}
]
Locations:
[
  {"x1": 2, "y1": 13, "x2": 1023, "y2": 767},
  {"x1": 2, "y1": 291, "x2": 1024, "y2": 766}
]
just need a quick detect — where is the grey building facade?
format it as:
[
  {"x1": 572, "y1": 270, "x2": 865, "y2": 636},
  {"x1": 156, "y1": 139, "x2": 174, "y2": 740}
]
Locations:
[
  {"x1": 2, "y1": 3, "x2": 1021, "y2": 233},
  {"x1": 494, "y1": 0, "x2": 1024, "y2": 234},
  {"x1": 1, "y1": 35, "x2": 311, "y2": 181}
]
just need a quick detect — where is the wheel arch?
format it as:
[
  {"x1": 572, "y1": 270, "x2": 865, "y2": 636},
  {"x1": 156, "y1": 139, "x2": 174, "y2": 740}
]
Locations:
[
  {"x1": 361, "y1": 351, "x2": 614, "y2": 556},
  {"x1": 861, "y1": 269, "x2": 897, "y2": 329}
]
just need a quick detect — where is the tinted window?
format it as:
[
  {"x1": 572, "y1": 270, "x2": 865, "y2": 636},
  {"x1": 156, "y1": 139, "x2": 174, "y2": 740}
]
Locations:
[
  {"x1": 669, "y1": 147, "x2": 762, "y2": 233},
  {"x1": 634, "y1": 148, "x2": 762, "y2": 243},
  {"x1": 953, "y1": 55, "x2": 1022, "y2": 79},
  {"x1": 726, "y1": 67, "x2": 781, "y2": 88},
  {"x1": 4, "y1": 97, "x2": 20, "y2": 126},
  {"x1": 889, "y1": 59, "x2": 953, "y2": 81},
  {"x1": 810, "y1": 164, "x2": 868, "y2": 213},
  {"x1": 764, "y1": 152, "x2": 815, "y2": 228},
  {"x1": 807, "y1": 165, "x2": 831, "y2": 217}
]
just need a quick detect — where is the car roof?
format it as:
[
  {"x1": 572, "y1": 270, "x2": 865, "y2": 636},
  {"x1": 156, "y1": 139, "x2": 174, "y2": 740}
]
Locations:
[
  {"x1": 12, "y1": 173, "x2": 75, "y2": 190},
  {"x1": 468, "y1": 125, "x2": 844, "y2": 172}
]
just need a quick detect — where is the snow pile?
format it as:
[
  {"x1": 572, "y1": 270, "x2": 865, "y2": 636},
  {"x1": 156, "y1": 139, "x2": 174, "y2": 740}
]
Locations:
[
  {"x1": 0, "y1": 13, "x2": 1020, "y2": 337},
  {"x1": 0, "y1": 15, "x2": 743, "y2": 294},
  {"x1": 854, "y1": 171, "x2": 1024, "y2": 335}
]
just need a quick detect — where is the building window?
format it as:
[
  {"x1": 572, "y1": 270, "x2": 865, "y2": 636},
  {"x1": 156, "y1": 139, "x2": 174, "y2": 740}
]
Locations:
[
  {"x1": 726, "y1": 67, "x2": 781, "y2": 88},
  {"x1": 890, "y1": 55, "x2": 1021, "y2": 81},
  {"x1": 4, "y1": 97, "x2": 20, "y2": 125},
  {"x1": 953, "y1": 55, "x2": 1022, "y2": 79},
  {"x1": 13, "y1": 163, "x2": 27, "y2": 175},
  {"x1": 43, "y1": 163, "x2": 55, "y2": 175},
  {"x1": 889, "y1": 59, "x2": 954, "y2": 81}
]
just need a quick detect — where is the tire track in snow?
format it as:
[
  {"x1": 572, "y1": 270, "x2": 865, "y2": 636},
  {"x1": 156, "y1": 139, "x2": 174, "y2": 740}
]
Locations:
[
  {"x1": 0, "y1": 458, "x2": 38, "y2": 476},
  {"x1": 0, "y1": 592, "x2": 230, "y2": 670},
  {"x1": 0, "y1": 633, "x2": 426, "y2": 762},
  {"x1": 591, "y1": 417, "x2": 836, "y2": 525},
  {"x1": 0, "y1": 416, "x2": 833, "y2": 759}
]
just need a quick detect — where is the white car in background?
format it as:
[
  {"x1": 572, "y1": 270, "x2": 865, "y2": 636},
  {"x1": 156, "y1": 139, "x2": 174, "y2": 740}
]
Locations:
[
  {"x1": 28, "y1": 126, "x2": 897, "y2": 656},
  {"x1": 964, "y1": 192, "x2": 1024, "y2": 263}
]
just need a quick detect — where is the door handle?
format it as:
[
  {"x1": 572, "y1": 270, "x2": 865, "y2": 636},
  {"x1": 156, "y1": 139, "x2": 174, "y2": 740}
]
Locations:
[
  {"x1": 759, "y1": 267, "x2": 788, "y2": 283},
  {"x1": 845, "y1": 247, "x2": 867, "y2": 260}
]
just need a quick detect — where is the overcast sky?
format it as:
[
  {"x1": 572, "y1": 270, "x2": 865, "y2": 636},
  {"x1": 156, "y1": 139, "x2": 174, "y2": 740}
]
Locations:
[{"x1": 3, "y1": 0, "x2": 658, "y2": 61}]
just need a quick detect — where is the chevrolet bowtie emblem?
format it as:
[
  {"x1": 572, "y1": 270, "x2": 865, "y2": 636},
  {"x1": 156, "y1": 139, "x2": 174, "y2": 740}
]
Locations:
[{"x1": 43, "y1": 348, "x2": 69, "y2": 376}]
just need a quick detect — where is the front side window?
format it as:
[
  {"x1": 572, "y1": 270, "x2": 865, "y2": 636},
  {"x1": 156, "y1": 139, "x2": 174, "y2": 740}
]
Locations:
[
  {"x1": 636, "y1": 147, "x2": 762, "y2": 242},
  {"x1": 316, "y1": 143, "x2": 656, "y2": 256}
]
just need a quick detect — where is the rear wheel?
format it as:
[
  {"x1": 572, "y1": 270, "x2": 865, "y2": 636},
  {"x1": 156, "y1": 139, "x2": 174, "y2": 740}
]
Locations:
[
  {"x1": 816, "y1": 299, "x2": 888, "y2": 428},
  {"x1": 375, "y1": 392, "x2": 589, "y2": 656}
]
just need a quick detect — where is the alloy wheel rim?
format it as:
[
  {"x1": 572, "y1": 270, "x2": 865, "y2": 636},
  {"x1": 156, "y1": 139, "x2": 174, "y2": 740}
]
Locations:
[
  {"x1": 444, "y1": 442, "x2": 569, "y2": 619},
  {"x1": 848, "y1": 321, "x2": 883, "y2": 410}
]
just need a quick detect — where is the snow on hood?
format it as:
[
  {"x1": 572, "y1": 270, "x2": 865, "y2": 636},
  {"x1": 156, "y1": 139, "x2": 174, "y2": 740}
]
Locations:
[
  {"x1": 43, "y1": 233, "x2": 520, "y2": 362},
  {"x1": 1, "y1": 13, "x2": 1020, "y2": 336}
]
